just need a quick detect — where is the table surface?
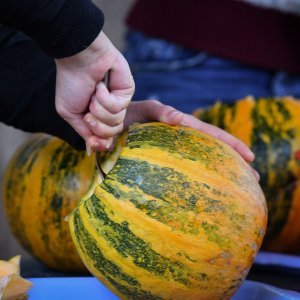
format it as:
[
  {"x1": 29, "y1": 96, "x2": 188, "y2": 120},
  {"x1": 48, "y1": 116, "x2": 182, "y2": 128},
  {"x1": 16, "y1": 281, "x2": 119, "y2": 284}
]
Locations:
[
  {"x1": 21, "y1": 252, "x2": 300, "y2": 293},
  {"x1": 27, "y1": 277, "x2": 300, "y2": 300}
]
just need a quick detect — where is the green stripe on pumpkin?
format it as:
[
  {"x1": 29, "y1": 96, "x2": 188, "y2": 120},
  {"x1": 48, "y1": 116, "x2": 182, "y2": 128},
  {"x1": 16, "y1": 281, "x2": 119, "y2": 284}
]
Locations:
[
  {"x1": 81, "y1": 194, "x2": 208, "y2": 287},
  {"x1": 250, "y1": 99, "x2": 295, "y2": 240},
  {"x1": 3, "y1": 136, "x2": 51, "y2": 253},
  {"x1": 72, "y1": 206, "x2": 166, "y2": 300},
  {"x1": 198, "y1": 98, "x2": 297, "y2": 243},
  {"x1": 13, "y1": 135, "x2": 50, "y2": 173},
  {"x1": 102, "y1": 158, "x2": 247, "y2": 246},
  {"x1": 127, "y1": 124, "x2": 231, "y2": 167},
  {"x1": 102, "y1": 158, "x2": 242, "y2": 245},
  {"x1": 106, "y1": 158, "x2": 228, "y2": 210}
]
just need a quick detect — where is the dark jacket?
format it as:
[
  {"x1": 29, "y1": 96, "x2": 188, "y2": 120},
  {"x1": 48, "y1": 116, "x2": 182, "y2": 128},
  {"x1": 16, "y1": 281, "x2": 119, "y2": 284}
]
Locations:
[{"x1": 0, "y1": 0, "x2": 104, "y2": 149}]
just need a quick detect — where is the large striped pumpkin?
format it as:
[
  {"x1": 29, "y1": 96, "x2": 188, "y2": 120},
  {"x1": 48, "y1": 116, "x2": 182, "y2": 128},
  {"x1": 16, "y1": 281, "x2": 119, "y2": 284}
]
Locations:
[
  {"x1": 68, "y1": 122, "x2": 267, "y2": 300},
  {"x1": 193, "y1": 96, "x2": 300, "y2": 253},
  {"x1": 2, "y1": 134, "x2": 99, "y2": 271}
]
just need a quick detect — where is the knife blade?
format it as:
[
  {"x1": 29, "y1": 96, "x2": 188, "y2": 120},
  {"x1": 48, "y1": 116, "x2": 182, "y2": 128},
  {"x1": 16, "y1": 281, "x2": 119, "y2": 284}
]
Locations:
[{"x1": 95, "y1": 71, "x2": 110, "y2": 180}]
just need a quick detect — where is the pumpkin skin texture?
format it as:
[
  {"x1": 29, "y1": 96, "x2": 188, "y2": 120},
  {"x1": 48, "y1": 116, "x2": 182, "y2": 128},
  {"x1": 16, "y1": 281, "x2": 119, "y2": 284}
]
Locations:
[
  {"x1": 193, "y1": 96, "x2": 300, "y2": 253},
  {"x1": 69, "y1": 122, "x2": 267, "y2": 300},
  {"x1": 2, "y1": 134, "x2": 97, "y2": 272}
]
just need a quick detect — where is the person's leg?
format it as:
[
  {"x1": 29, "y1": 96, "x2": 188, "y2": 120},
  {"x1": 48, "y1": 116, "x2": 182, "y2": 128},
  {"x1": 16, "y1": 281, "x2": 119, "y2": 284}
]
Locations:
[
  {"x1": 271, "y1": 71, "x2": 300, "y2": 98},
  {"x1": 124, "y1": 30, "x2": 275, "y2": 113}
]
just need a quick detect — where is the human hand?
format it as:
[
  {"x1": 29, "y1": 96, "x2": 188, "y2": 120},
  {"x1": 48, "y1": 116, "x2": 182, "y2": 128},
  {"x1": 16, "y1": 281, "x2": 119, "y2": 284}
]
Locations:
[
  {"x1": 124, "y1": 100, "x2": 259, "y2": 180},
  {"x1": 55, "y1": 31, "x2": 134, "y2": 153}
]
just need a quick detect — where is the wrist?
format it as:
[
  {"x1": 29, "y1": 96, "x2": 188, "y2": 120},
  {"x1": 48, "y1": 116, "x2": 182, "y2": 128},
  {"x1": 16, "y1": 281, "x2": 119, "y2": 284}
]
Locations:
[{"x1": 55, "y1": 31, "x2": 114, "y2": 70}]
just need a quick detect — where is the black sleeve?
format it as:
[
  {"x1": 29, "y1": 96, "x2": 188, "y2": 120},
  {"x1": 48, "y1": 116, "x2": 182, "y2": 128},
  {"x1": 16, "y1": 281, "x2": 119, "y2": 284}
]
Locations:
[
  {"x1": 0, "y1": 0, "x2": 104, "y2": 58},
  {"x1": 0, "y1": 26, "x2": 85, "y2": 150}
]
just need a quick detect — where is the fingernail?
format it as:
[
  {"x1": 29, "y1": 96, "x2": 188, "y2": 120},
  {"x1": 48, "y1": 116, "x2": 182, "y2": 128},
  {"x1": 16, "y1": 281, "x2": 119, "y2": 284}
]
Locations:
[
  {"x1": 85, "y1": 117, "x2": 96, "y2": 127},
  {"x1": 167, "y1": 110, "x2": 183, "y2": 125},
  {"x1": 169, "y1": 110, "x2": 181, "y2": 118},
  {"x1": 105, "y1": 138, "x2": 114, "y2": 150},
  {"x1": 254, "y1": 169, "x2": 260, "y2": 181},
  {"x1": 92, "y1": 141, "x2": 101, "y2": 149},
  {"x1": 86, "y1": 144, "x2": 92, "y2": 156},
  {"x1": 248, "y1": 151, "x2": 255, "y2": 162},
  {"x1": 96, "y1": 81, "x2": 105, "y2": 90}
]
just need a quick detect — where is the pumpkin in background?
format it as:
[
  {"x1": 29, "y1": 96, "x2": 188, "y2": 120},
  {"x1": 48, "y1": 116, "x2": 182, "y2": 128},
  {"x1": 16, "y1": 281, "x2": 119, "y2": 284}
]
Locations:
[
  {"x1": 193, "y1": 96, "x2": 300, "y2": 253},
  {"x1": 68, "y1": 122, "x2": 267, "y2": 300},
  {"x1": 2, "y1": 134, "x2": 99, "y2": 272}
]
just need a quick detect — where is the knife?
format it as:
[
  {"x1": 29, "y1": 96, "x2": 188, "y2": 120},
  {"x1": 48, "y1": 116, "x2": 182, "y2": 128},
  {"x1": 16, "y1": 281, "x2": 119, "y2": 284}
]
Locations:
[{"x1": 95, "y1": 71, "x2": 110, "y2": 180}]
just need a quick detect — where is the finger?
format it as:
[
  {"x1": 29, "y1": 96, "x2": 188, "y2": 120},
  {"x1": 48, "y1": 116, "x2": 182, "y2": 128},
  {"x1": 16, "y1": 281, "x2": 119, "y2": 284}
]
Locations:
[
  {"x1": 124, "y1": 100, "x2": 254, "y2": 162},
  {"x1": 90, "y1": 95, "x2": 126, "y2": 126},
  {"x1": 57, "y1": 108, "x2": 107, "y2": 155},
  {"x1": 86, "y1": 136, "x2": 114, "y2": 153},
  {"x1": 252, "y1": 168, "x2": 260, "y2": 181},
  {"x1": 56, "y1": 104, "x2": 95, "y2": 143},
  {"x1": 106, "y1": 53, "x2": 135, "y2": 110},
  {"x1": 84, "y1": 112, "x2": 124, "y2": 139},
  {"x1": 109, "y1": 53, "x2": 135, "y2": 94},
  {"x1": 124, "y1": 100, "x2": 185, "y2": 128},
  {"x1": 95, "y1": 81, "x2": 132, "y2": 114},
  {"x1": 181, "y1": 114, "x2": 255, "y2": 162}
]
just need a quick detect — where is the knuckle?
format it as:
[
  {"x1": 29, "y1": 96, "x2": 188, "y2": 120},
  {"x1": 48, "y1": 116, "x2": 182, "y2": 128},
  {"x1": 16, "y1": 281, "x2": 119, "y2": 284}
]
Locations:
[
  {"x1": 117, "y1": 110, "x2": 126, "y2": 124},
  {"x1": 129, "y1": 81, "x2": 136, "y2": 93},
  {"x1": 163, "y1": 105, "x2": 176, "y2": 112},
  {"x1": 55, "y1": 104, "x2": 66, "y2": 117},
  {"x1": 109, "y1": 101, "x2": 124, "y2": 114},
  {"x1": 114, "y1": 122, "x2": 124, "y2": 134},
  {"x1": 119, "y1": 95, "x2": 132, "y2": 110},
  {"x1": 89, "y1": 99, "x2": 99, "y2": 115},
  {"x1": 94, "y1": 122, "x2": 124, "y2": 139},
  {"x1": 95, "y1": 123, "x2": 123, "y2": 139},
  {"x1": 95, "y1": 123, "x2": 111, "y2": 139},
  {"x1": 95, "y1": 89, "x2": 107, "y2": 102},
  {"x1": 110, "y1": 112, "x2": 126, "y2": 126},
  {"x1": 147, "y1": 99, "x2": 162, "y2": 106}
]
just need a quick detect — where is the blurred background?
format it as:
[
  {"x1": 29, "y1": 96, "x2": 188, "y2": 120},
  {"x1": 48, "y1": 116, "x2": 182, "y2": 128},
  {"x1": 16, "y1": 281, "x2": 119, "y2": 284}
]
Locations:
[
  {"x1": 0, "y1": 0, "x2": 134, "y2": 267},
  {"x1": 1, "y1": 0, "x2": 300, "y2": 296}
]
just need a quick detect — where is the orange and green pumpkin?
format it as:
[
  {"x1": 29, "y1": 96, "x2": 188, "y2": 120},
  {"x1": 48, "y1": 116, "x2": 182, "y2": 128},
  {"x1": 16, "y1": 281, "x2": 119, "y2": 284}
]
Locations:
[
  {"x1": 2, "y1": 134, "x2": 99, "y2": 271},
  {"x1": 68, "y1": 122, "x2": 267, "y2": 300},
  {"x1": 193, "y1": 96, "x2": 300, "y2": 253}
]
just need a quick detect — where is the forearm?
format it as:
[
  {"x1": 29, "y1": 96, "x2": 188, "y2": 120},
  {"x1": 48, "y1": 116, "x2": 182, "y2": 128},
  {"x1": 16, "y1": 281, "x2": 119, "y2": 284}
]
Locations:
[
  {"x1": 1, "y1": 2, "x2": 135, "y2": 152},
  {"x1": 0, "y1": 0, "x2": 104, "y2": 58},
  {"x1": 23, "y1": 73, "x2": 86, "y2": 150},
  {"x1": 1, "y1": 71, "x2": 85, "y2": 150},
  {"x1": 0, "y1": 27, "x2": 85, "y2": 150}
]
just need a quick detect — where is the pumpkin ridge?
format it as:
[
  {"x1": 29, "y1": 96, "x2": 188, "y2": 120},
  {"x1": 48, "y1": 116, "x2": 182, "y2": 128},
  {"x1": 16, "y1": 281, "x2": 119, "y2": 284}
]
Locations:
[
  {"x1": 72, "y1": 199, "x2": 204, "y2": 300},
  {"x1": 100, "y1": 157, "x2": 265, "y2": 249},
  {"x1": 250, "y1": 100, "x2": 295, "y2": 241},
  {"x1": 68, "y1": 122, "x2": 267, "y2": 299},
  {"x1": 119, "y1": 149, "x2": 261, "y2": 209},
  {"x1": 91, "y1": 185, "x2": 262, "y2": 283},
  {"x1": 83, "y1": 195, "x2": 207, "y2": 287},
  {"x1": 3, "y1": 134, "x2": 95, "y2": 271},
  {"x1": 72, "y1": 194, "x2": 242, "y2": 299},
  {"x1": 194, "y1": 96, "x2": 300, "y2": 252},
  {"x1": 93, "y1": 184, "x2": 241, "y2": 253},
  {"x1": 70, "y1": 208, "x2": 164, "y2": 300}
]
